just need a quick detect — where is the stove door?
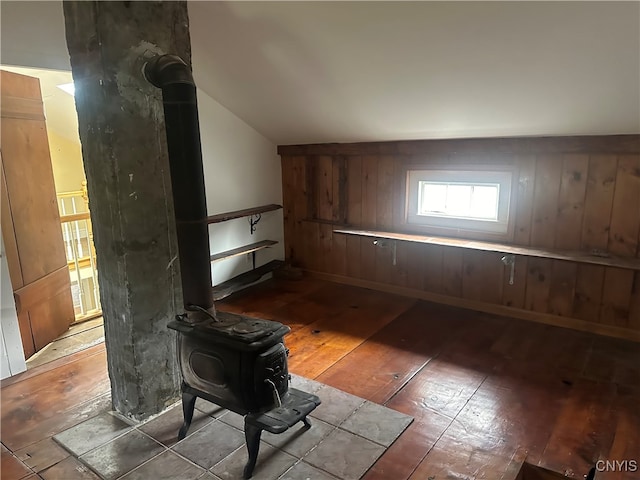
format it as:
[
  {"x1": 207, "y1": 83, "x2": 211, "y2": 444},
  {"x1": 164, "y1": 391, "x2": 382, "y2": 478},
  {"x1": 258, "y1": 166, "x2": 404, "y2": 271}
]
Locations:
[{"x1": 178, "y1": 335, "x2": 242, "y2": 408}]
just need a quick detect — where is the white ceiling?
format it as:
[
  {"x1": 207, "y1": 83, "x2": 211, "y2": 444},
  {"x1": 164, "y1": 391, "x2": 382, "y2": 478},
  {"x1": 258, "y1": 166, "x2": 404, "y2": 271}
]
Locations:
[
  {"x1": 1, "y1": 1, "x2": 638, "y2": 147},
  {"x1": 188, "y1": 1, "x2": 640, "y2": 146}
]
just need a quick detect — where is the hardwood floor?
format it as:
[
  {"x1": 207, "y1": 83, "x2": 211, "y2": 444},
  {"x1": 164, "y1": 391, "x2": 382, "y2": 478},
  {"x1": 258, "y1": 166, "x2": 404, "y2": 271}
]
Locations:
[{"x1": 1, "y1": 277, "x2": 638, "y2": 479}]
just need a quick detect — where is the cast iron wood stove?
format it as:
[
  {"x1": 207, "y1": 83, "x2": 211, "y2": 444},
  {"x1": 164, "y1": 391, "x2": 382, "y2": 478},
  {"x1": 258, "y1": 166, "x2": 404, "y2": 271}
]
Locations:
[{"x1": 144, "y1": 55, "x2": 320, "y2": 479}]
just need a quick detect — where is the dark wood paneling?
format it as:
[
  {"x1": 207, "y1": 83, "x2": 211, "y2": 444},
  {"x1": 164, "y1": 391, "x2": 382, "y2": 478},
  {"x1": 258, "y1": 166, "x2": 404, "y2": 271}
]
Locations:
[
  {"x1": 530, "y1": 155, "x2": 563, "y2": 249},
  {"x1": 608, "y1": 155, "x2": 640, "y2": 256},
  {"x1": 332, "y1": 156, "x2": 347, "y2": 223},
  {"x1": 423, "y1": 244, "x2": 444, "y2": 294},
  {"x1": 525, "y1": 258, "x2": 553, "y2": 314},
  {"x1": 330, "y1": 226, "x2": 347, "y2": 276},
  {"x1": 280, "y1": 135, "x2": 640, "y2": 339},
  {"x1": 376, "y1": 156, "x2": 394, "y2": 229},
  {"x1": 555, "y1": 154, "x2": 588, "y2": 249},
  {"x1": 359, "y1": 237, "x2": 377, "y2": 281},
  {"x1": 361, "y1": 156, "x2": 378, "y2": 228},
  {"x1": 502, "y1": 257, "x2": 528, "y2": 309},
  {"x1": 346, "y1": 155, "x2": 362, "y2": 225},
  {"x1": 630, "y1": 272, "x2": 640, "y2": 330},
  {"x1": 513, "y1": 155, "x2": 536, "y2": 246},
  {"x1": 581, "y1": 154, "x2": 617, "y2": 251},
  {"x1": 573, "y1": 264, "x2": 606, "y2": 322},
  {"x1": 345, "y1": 156, "x2": 362, "y2": 277},
  {"x1": 374, "y1": 242, "x2": 393, "y2": 284},
  {"x1": 600, "y1": 268, "x2": 634, "y2": 327},
  {"x1": 316, "y1": 155, "x2": 333, "y2": 221},
  {"x1": 291, "y1": 156, "x2": 308, "y2": 264},
  {"x1": 441, "y1": 247, "x2": 463, "y2": 297},
  {"x1": 390, "y1": 240, "x2": 409, "y2": 288},
  {"x1": 281, "y1": 156, "x2": 296, "y2": 261},
  {"x1": 405, "y1": 242, "x2": 426, "y2": 291},
  {"x1": 547, "y1": 261, "x2": 578, "y2": 317},
  {"x1": 345, "y1": 236, "x2": 361, "y2": 278},
  {"x1": 318, "y1": 223, "x2": 333, "y2": 273},
  {"x1": 462, "y1": 250, "x2": 503, "y2": 304}
]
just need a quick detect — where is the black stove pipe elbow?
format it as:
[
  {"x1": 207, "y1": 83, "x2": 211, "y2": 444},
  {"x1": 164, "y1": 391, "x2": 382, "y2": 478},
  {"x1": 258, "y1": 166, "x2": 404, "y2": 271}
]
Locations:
[{"x1": 144, "y1": 55, "x2": 213, "y2": 313}]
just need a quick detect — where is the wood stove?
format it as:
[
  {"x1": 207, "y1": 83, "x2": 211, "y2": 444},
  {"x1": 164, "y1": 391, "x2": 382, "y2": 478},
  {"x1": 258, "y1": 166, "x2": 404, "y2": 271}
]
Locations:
[
  {"x1": 144, "y1": 55, "x2": 320, "y2": 478},
  {"x1": 172, "y1": 312, "x2": 290, "y2": 415}
]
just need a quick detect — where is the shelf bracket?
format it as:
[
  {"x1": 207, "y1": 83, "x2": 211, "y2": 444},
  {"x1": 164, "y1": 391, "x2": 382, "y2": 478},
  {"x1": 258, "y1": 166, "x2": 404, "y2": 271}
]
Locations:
[
  {"x1": 248, "y1": 214, "x2": 262, "y2": 235},
  {"x1": 501, "y1": 254, "x2": 516, "y2": 285},
  {"x1": 373, "y1": 239, "x2": 397, "y2": 266}
]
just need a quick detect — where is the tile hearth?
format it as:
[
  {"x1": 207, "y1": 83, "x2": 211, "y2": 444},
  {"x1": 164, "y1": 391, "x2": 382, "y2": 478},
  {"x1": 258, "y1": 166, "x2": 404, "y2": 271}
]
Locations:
[{"x1": 53, "y1": 375, "x2": 413, "y2": 480}]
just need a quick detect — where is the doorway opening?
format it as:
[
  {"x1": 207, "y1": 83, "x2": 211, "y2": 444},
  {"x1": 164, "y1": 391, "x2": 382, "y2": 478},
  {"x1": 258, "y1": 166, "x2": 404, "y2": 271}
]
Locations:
[{"x1": 0, "y1": 66, "x2": 103, "y2": 370}]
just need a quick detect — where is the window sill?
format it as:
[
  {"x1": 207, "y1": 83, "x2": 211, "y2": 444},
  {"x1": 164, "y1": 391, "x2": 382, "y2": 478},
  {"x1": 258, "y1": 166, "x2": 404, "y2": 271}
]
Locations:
[{"x1": 333, "y1": 228, "x2": 640, "y2": 271}]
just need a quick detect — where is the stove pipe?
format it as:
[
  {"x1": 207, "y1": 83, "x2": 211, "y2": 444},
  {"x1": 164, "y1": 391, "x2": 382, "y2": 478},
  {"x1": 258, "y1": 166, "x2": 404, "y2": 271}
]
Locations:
[{"x1": 144, "y1": 55, "x2": 213, "y2": 313}]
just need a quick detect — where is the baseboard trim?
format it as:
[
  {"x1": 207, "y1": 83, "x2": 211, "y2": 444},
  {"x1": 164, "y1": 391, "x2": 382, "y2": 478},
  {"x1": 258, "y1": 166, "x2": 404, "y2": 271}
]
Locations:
[{"x1": 306, "y1": 270, "x2": 640, "y2": 342}]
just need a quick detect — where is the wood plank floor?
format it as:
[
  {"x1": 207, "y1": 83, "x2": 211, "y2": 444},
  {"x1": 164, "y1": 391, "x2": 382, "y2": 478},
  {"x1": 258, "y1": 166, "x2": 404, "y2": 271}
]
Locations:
[{"x1": 1, "y1": 277, "x2": 638, "y2": 479}]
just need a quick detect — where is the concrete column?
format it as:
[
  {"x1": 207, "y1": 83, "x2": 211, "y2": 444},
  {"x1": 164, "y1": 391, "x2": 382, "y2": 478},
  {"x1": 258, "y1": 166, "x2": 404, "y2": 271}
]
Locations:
[{"x1": 63, "y1": 1, "x2": 192, "y2": 420}]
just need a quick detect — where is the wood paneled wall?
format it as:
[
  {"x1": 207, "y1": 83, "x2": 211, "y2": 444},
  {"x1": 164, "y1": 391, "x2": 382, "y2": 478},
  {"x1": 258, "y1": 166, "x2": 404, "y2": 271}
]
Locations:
[{"x1": 279, "y1": 135, "x2": 640, "y2": 340}]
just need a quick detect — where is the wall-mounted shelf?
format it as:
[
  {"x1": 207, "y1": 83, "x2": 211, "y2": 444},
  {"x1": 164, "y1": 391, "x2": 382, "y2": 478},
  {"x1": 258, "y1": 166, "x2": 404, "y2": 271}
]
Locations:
[
  {"x1": 208, "y1": 204, "x2": 282, "y2": 297},
  {"x1": 210, "y1": 240, "x2": 277, "y2": 263},
  {"x1": 207, "y1": 204, "x2": 282, "y2": 224},
  {"x1": 212, "y1": 260, "x2": 285, "y2": 301},
  {"x1": 334, "y1": 228, "x2": 640, "y2": 271}
]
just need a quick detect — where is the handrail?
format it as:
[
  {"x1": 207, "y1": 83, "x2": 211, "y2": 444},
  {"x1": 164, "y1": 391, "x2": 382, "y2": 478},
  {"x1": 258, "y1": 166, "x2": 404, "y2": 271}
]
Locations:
[
  {"x1": 60, "y1": 212, "x2": 90, "y2": 223},
  {"x1": 57, "y1": 189, "x2": 84, "y2": 199}
]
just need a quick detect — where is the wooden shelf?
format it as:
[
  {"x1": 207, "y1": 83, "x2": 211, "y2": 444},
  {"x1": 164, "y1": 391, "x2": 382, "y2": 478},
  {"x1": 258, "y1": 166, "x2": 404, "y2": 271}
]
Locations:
[
  {"x1": 207, "y1": 204, "x2": 282, "y2": 224},
  {"x1": 212, "y1": 260, "x2": 285, "y2": 301},
  {"x1": 334, "y1": 228, "x2": 640, "y2": 271},
  {"x1": 210, "y1": 240, "x2": 277, "y2": 263}
]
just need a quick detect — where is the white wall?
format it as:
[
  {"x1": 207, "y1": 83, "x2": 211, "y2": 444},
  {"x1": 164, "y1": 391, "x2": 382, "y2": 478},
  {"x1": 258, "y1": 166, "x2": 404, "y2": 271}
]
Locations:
[
  {"x1": 196, "y1": 89, "x2": 284, "y2": 286},
  {"x1": 1, "y1": 235, "x2": 26, "y2": 379}
]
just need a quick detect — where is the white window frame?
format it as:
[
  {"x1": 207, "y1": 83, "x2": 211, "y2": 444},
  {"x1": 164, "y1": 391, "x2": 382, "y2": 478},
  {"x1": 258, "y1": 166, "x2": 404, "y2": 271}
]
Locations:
[{"x1": 406, "y1": 167, "x2": 514, "y2": 236}]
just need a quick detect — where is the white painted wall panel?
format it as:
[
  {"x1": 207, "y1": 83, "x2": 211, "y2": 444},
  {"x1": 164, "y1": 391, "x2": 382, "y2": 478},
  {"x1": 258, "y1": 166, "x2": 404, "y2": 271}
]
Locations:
[{"x1": 0, "y1": 235, "x2": 26, "y2": 379}]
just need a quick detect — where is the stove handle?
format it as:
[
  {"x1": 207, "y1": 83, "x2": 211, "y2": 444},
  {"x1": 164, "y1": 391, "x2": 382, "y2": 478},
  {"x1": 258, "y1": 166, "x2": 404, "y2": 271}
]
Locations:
[{"x1": 264, "y1": 378, "x2": 283, "y2": 408}]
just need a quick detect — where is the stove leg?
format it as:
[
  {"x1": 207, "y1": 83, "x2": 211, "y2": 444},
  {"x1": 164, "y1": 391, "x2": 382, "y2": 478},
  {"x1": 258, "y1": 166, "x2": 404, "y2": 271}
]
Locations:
[
  {"x1": 178, "y1": 390, "x2": 197, "y2": 441},
  {"x1": 302, "y1": 416, "x2": 312, "y2": 429},
  {"x1": 243, "y1": 423, "x2": 262, "y2": 479}
]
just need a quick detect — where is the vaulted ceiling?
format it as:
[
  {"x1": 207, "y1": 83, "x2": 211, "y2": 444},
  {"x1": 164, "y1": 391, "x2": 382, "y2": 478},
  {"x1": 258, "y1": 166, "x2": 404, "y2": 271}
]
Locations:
[
  {"x1": 2, "y1": 1, "x2": 638, "y2": 146},
  {"x1": 188, "y1": 1, "x2": 640, "y2": 145}
]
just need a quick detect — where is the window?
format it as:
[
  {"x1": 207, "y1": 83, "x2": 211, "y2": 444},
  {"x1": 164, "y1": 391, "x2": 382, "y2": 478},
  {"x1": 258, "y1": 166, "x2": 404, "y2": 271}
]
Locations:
[{"x1": 406, "y1": 168, "x2": 513, "y2": 236}]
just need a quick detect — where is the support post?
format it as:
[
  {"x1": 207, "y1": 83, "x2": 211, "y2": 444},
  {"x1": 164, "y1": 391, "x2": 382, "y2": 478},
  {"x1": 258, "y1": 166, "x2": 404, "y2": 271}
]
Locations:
[{"x1": 63, "y1": 1, "x2": 193, "y2": 420}]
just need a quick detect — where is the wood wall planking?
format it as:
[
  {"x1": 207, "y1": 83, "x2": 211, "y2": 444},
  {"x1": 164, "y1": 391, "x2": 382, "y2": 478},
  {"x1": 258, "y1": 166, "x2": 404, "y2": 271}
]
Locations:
[
  {"x1": 279, "y1": 135, "x2": 640, "y2": 340},
  {"x1": 609, "y1": 155, "x2": 640, "y2": 257},
  {"x1": 555, "y1": 155, "x2": 588, "y2": 250}
]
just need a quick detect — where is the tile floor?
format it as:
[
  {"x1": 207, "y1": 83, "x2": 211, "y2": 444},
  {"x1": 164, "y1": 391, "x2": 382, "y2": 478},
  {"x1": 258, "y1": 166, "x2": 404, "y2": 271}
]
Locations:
[{"x1": 52, "y1": 375, "x2": 413, "y2": 480}]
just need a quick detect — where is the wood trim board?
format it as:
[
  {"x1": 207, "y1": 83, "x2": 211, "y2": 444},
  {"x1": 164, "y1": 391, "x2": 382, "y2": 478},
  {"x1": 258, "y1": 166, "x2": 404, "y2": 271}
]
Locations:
[{"x1": 334, "y1": 229, "x2": 640, "y2": 271}]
